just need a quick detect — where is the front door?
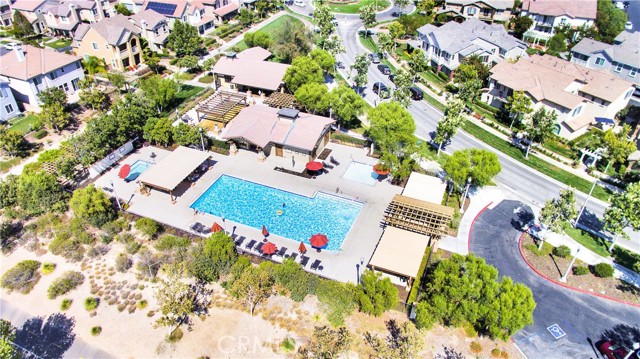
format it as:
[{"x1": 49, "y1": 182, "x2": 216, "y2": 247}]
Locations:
[{"x1": 275, "y1": 145, "x2": 283, "y2": 157}]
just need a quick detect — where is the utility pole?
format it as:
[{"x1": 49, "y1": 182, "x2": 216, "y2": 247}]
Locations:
[{"x1": 560, "y1": 247, "x2": 580, "y2": 282}]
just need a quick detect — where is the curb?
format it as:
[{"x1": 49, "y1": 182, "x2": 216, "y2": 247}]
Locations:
[
  {"x1": 467, "y1": 201, "x2": 493, "y2": 254},
  {"x1": 517, "y1": 232, "x2": 640, "y2": 308}
]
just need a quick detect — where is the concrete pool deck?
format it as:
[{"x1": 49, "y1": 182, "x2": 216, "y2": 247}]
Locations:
[{"x1": 94, "y1": 143, "x2": 403, "y2": 284}]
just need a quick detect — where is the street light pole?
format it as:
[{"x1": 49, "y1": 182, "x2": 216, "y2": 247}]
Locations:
[
  {"x1": 574, "y1": 180, "x2": 597, "y2": 228},
  {"x1": 460, "y1": 177, "x2": 472, "y2": 213},
  {"x1": 110, "y1": 181, "x2": 123, "y2": 212},
  {"x1": 199, "y1": 127, "x2": 206, "y2": 152},
  {"x1": 560, "y1": 247, "x2": 580, "y2": 282}
]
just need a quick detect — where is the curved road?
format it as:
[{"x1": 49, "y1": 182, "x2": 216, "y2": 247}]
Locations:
[{"x1": 470, "y1": 200, "x2": 640, "y2": 358}]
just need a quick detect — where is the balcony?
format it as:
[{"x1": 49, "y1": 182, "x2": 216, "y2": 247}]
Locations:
[
  {"x1": 131, "y1": 46, "x2": 139, "y2": 53},
  {"x1": 119, "y1": 48, "x2": 129, "y2": 57}
]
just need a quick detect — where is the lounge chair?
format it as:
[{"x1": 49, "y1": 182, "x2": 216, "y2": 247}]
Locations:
[
  {"x1": 245, "y1": 239, "x2": 257, "y2": 250},
  {"x1": 300, "y1": 256, "x2": 310, "y2": 267},
  {"x1": 330, "y1": 156, "x2": 340, "y2": 166},
  {"x1": 322, "y1": 161, "x2": 334, "y2": 169},
  {"x1": 286, "y1": 252, "x2": 298, "y2": 261},
  {"x1": 275, "y1": 247, "x2": 287, "y2": 257},
  {"x1": 255, "y1": 242, "x2": 265, "y2": 254},
  {"x1": 310, "y1": 259, "x2": 321, "y2": 270},
  {"x1": 234, "y1": 236, "x2": 245, "y2": 246}
]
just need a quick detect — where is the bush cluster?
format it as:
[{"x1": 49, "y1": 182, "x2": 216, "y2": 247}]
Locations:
[
  {"x1": 552, "y1": 245, "x2": 572, "y2": 258},
  {"x1": 0, "y1": 260, "x2": 41, "y2": 294},
  {"x1": 593, "y1": 263, "x2": 614, "y2": 278},
  {"x1": 134, "y1": 218, "x2": 162, "y2": 238},
  {"x1": 572, "y1": 266, "x2": 589, "y2": 276},
  {"x1": 47, "y1": 271, "x2": 85, "y2": 299},
  {"x1": 84, "y1": 297, "x2": 99, "y2": 311}
]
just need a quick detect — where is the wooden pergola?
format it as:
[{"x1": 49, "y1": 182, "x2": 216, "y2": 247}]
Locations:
[
  {"x1": 195, "y1": 90, "x2": 248, "y2": 131},
  {"x1": 384, "y1": 194, "x2": 455, "y2": 239},
  {"x1": 263, "y1": 92, "x2": 296, "y2": 109}
]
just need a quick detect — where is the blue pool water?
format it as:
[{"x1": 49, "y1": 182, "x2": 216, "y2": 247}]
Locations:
[
  {"x1": 190, "y1": 175, "x2": 363, "y2": 251},
  {"x1": 125, "y1": 160, "x2": 152, "y2": 181}
]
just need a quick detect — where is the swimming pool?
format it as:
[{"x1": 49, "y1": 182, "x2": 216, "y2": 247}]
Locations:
[
  {"x1": 190, "y1": 175, "x2": 363, "y2": 251},
  {"x1": 125, "y1": 160, "x2": 152, "y2": 181},
  {"x1": 342, "y1": 161, "x2": 378, "y2": 186}
]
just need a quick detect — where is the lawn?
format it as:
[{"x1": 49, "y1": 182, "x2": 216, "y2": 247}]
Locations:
[
  {"x1": 419, "y1": 70, "x2": 447, "y2": 91},
  {"x1": 461, "y1": 120, "x2": 612, "y2": 202},
  {"x1": 233, "y1": 15, "x2": 303, "y2": 57},
  {"x1": 160, "y1": 85, "x2": 205, "y2": 117},
  {"x1": 46, "y1": 38, "x2": 71, "y2": 49},
  {"x1": 359, "y1": 34, "x2": 379, "y2": 53},
  {"x1": 562, "y1": 223, "x2": 610, "y2": 257},
  {"x1": 324, "y1": 0, "x2": 391, "y2": 13},
  {"x1": 421, "y1": 90, "x2": 446, "y2": 112},
  {"x1": 0, "y1": 157, "x2": 21, "y2": 174},
  {"x1": 8, "y1": 114, "x2": 39, "y2": 134}
]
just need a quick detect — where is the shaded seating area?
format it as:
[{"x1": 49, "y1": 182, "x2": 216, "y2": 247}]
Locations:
[
  {"x1": 195, "y1": 90, "x2": 248, "y2": 133},
  {"x1": 263, "y1": 92, "x2": 296, "y2": 109},
  {"x1": 384, "y1": 194, "x2": 454, "y2": 240}
]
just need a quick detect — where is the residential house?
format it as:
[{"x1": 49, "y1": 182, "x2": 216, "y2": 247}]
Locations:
[
  {"x1": 213, "y1": 47, "x2": 290, "y2": 94},
  {"x1": 9, "y1": 0, "x2": 48, "y2": 34},
  {"x1": 416, "y1": 18, "x2": 527, "y2": 78},
  {"x1": 129, "y1": 9, "x2": 169, "y2": 52},
  {"x1": 141, "y1": 0, "x2": 215, "y2": 35},
  {"x1": 117, "y1": 0, "x2": 144, "y2": 13},
  {"x1": 222, "y1": 105, "x2": 334, "y2": 162},
  {"x1": 73, "y1": 14, "x2": 143, "y2": 71},
  {"x1": 0, "y1": 45, "x2": 85, "y2": 112},
  {"x1": 570, "y1": 31, "x2": 640, "y2": 105},
  {"x1": 1, "y1": 0, "x2": 12, "y2": 27},
  {"x1": 520, "y1": 0, "x2": 597, "y2": 37},
  {"x1": 482, "y1": 54, "x2": 635, "y2": 139},
  {"x1": 0, "y1": 81, "x2": 21, "y2": 122},
  {"x1": 437, "y1": 0, "x2": 514, "y2": 24},
  {"x1": 204, "y1": 0, "x2": 238, "y2": 24}
]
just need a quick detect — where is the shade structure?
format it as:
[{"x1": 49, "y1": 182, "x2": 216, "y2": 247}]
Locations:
[
  {"x1": 306, "y1": 161, "x2": 324, "y2": 171},
  {"x1": 309, "y1": 233, "x2": 328, "y2": 248},
  {"x1": 262, "y1": 225, "x2": 269, "y2": 237},
  {"x1": 211, "y1": 222, "x2": 223, "y2": 233},
  {"x1": 262, "y1": 241, "x2": 277, "y2": 255},
  {"x1": 373, "y1": 163, "x2": 390, "y2": 175},
  {"x1": 298, "y1": 242, "x2": 307, "y2": 253},
  {"x1": 118, "y1": 164, "x2": 131, "y2": 179}
]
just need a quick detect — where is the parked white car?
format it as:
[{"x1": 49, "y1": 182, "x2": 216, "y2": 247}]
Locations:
[
  {"x1": 294, "y1": 0, "x2": 305, "y2": 7},
  {"x1": 3, "y1": 42, "x2": 20, "y2": 50},
  {"x1": 625, "y1": 21, "x2": 633, "y2": 30}
]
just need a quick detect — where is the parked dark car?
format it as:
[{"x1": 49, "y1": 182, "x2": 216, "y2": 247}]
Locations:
[
  {"x1": 391, "y1": 11, "x2": 401, "y2": 17},
  {"x1": 368, "y1": 53, "x2": 380, "y2": 64},
  {"x1": 409, "y1": 86, "x2": 424, "y2": 100},
  {"x1": 359, "y1": 29, "x2": 374, "y2": 37},
  {"x1": 388, "y1": 74, "x2": 396, "y2": 83},
  {"x1": 372, "y1": 82, "x2": 388, "y2": 95},
  {"x1": 377, "y1": 64, "x2": 391, "y2": 75}
]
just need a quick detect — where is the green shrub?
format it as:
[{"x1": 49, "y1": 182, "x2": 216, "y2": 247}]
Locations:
[
  {"x1": 463, "y1": 321, "x2": 477, "y2": 337},
  {"x1": 524, "y1": 241, "x2": 553, "y2": 256},
  {"x1": 134, "y1": 218, "x2": 161, "y2": 238},
  {"x1": 60, "y1": 298, "x2": 72, "y2": 311},
  {"x1": 407, "y1": 247, "x2": 431, "y2": 304},
  {"x1": 155, "y1": 235, "x2": 190, "y2": 251},
  {"x1": 49, "y1": 233, "x2": 84, "y2": 262},
  {"x1": 316, "y1": 280, "x2": 357, "y2": 326},
  {"x1": 356, "y1": 270, "x2": 398, "y2": 317},
  {"x1": 331, "y1": 132, "x2": 366, "y2": 147},
  {"x1": 42, "y1": 262, "x2": 56, "y2": 275},
  {"x1": 91, "y1": 326, "x2": 102, "y2": 336},
  {"x1": 491, "y1": 348, "x2": 501, "y2": 358},
  {"x1": 269, "y1": 258, "x2": 319, "y2": 302},
  {"x1": 572, "y1": 266, "x2": 589, "y2": 276},
  {"x1": 137, "y1": 300, "x2": 148, "y2": 309},
  {"x1": 0, "y1": 260, "x2": 41, "y2": 294},
  {"x1": 167, "y1": 328, "x2": 183, "y2": 343},
  {"x1": 437, "y1": 71, "x2": 450, "y2": 82},
  {"x1": 84, "y1": 297, "x2": 99, "y2": 311},
  {"x1": 115, "y1": 253, "x2": 132, "y2": 272},
  {"x1": 101, "y1": 218, "x2": 129, "y2": 237},
  {"x1": 47, "y1": 271, "x2": 85, "y2": 299},
  {"x1": 593, "y1": 263, "x2": 614, "y2": 278},
  {"x1": 198, "y1": 75, "x2": 213, "y2": 84},
  {"x1": 210, "y1": 138, "x2": 230, "y2": 150},
  {"x1": 126, "y1": 241, "x2": 141, "y2": 255},
  {"x1": 33, "y1": 129, "x2": 48, "y2": 139},
  {"x1": 553, "y1": 245, "x2": 572, "y2": 258},
  {"x1": 280, "y1": 337, "x2": 296, "y2": 353},
  {"x1": 470, "y1": 341, "x2": 482, "y2": 354}
]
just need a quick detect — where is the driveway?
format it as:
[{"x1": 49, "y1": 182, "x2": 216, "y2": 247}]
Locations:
[{"x1": 470, "y1": 200, "x2": 640, "y2": 358}]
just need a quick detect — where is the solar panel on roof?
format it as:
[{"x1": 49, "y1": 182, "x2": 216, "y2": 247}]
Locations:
[{"x1": 146, "y1": 1, "x2": 177, "y2": 16}]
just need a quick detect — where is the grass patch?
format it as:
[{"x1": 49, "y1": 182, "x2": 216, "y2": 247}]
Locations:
[
  {"x1": 524, "y1": 240, "x2": 554, "y2": 256},
  {"x1": 421, "y1": 89, "x2": 446, "y2": 112},
  {"x1": 542, "y1": 139, "x2": 574, "y2": 160},
  {"x1": 562, "y1": 223, "x2": 610, "y2": 257},
  {"x1": 233, "y1": 15, "x2": 303, "y2": 58},
  {"x1": 612, "y1": 247, "x2": 640, "y2": 271},
  {"x1": 461, "y1": 120, "x2": 611, "y2": 202},
  {"x1": 160, "y1": 85, "x2": 204, "y2": 117},
  {"x1": 231, "y1": 40, "x2": 249, "y2": 52},
  {"x1": 0, "y1": 157, "x2": 22, "y2": 174},
  {"x1": 45, "y1": 38, "x2": 71, "y2": 49},
  {"x1": 8, "y1": 114, "x2": 39, "y2": 134},
  {"x1": 419, "y1": 70, "x2": 447, "y2": 90},
  {"x1": 198, "y1": 75, "x2": 213, "y2": 84},
  {"x1": 324, "y1": 0, "x2": 391, "y2": 13},
  {"x1": 358, "y1": 34, "x2": 379, "y2": 53},
  {"x1": 177, "y1": 72, "x2": 196, "y2": 81}
]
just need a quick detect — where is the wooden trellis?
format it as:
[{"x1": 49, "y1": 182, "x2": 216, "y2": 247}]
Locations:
[
  {"x1": 384, "y1": 194, "x2": 455, "y2": 238},
  {"x1": 195, "y1": 90, "x2": 248, "y2": 125},
  {"x1": 263, "y1": 92, "x2": 296, "y2": 109}
]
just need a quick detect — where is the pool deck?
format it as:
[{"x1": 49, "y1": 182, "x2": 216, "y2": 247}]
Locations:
[{"x1": 94, "y1": 143, "x2": 403, "y2": 284}]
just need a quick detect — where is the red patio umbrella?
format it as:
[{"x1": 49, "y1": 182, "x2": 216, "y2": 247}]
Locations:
[
  {"x1": 373, "y1": 163, "x2": 390, "y2": 175},
  {"x1": 211, "y1": 222, "x2": 223, "y2": 233},
  {"x1": 298, "y1": 242, "x2": 307, "y2": 253},
  {"x1": 262, "y1": 225, "x2": 269, "y2": 237},
  {"x1": 306, "y1": 161, "x2": 324, "y2": 171},
  {"x1": 262, "y1": 241, "x2": 277, "y2": 255},
  {"x1": 118, "y1": 164, "x2": 131, "y2": 179},
  {"x1": 309, "y1": 233, "x2": 328, "y2": 248}
]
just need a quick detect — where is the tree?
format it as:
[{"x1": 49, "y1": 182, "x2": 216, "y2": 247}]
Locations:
[
  {"x1": 314, "y1": 5, "x2": 335, "y2": 38},
  {"x1": 364, "y1": 320, "x2": 423, "y2": 359},
  {"x1": 142, "y1": 47, "x2": 161, "y2": 73},
  {"x1": 297, "y1": 326, "x2": 353, "y2": 359},
  {"x1": 17, "y1": 170, "x2": 67, "y2": 215},
  {"x1": 229, "y1": 265, "x2": 272, "y2": 317},
  {"x1": 167, "y1": 20, "x2": 202, "y2": 57},
  {"x1": 510, "y1": 16, "x2": 533, "y2": 39},
  {"x1": 190, "y1": 231, "x2": 238, "y2": 283},
  {"x1": 137, "y1": 248, "x2": 164, "y2": 278},
  {"x1": 350, "y1": 53, "x2": 371, "y2": 92},
  {"x1": 79, "y1": 88, "x2": 106, "y2": 111},
  {"x1": 505, "y1": 91, "x2": 533, "y2": 129},
  {"x1": 12, "y1": 10, "x2": 35, "y2": 38},
  {"x1": 443, "y1": 149, "x2": 501, "y2": 190},
  {"x1": 0, "y1": 319, "x2": 17, "y2": 359},
  {"x1": 38, "y1": 87, "x2": 69, "y2": 133},
  {"x1": 0, "y1": 127, "x2": 24, "y2": 158},
  {"x1": 143, "y1": 117, "x2": 173, "y2": 146},
  {"x1": 295, "y1": 83, "x2": 332, "y2": 114},
  {"x1": 454, "y1": 61, "x2": 483, "y2": 103},
  {"x1": 522, "y1": 107, "x2": 557, "y2": 157},
  {"x1": 417, "y1": 0, "x2": 435, "y2": 13},
  {"x1": 603, "y1": 182, "x2": 640, "y2": 251},
  {"x1": 356, "y1": 270, "x2": 398, "y2": 316},
  {"x1": 176, "y1": 55, "x2": 200, "y2": 73},
  {"x1": 330, "y1": 85, "x2": 366, "y2": 128},
  {"x1": 244, "y1": 31, "x2": 272, "y2": 49},
  {"x1": 108, "y1": 73, "x2": 127, "y2": 91},
  {"x1": 154, "y1": 267, "x2": 194, "y2": 334},
  {"x1": 238, "y1": 8, "x2": 255, "y2": 27},
  {"x1": 0, "y1": 260, "x2": 41, "y2": 294},
  {"x1": 82, "y1": 56, "x2": 106, "y2": 75},
  {"x1": 595, "y1": 0, "x2": 627, "y2": 44},
  {"x1": 547, "y1": 33, "x2": 567, "y2": 52},
  {"x1": 309, "y1": 48, "x2": 335, "y2": 73},
  {"x1": 391, "y1": 70, "x2": 413, "y2": 108},
  {"x1": 377, "y1": 32, "x2": 394, "y2": 55},
  {"x1": 602, "y1": 124, "x2": 636, "y2": 168},
  {"x1": 202, "y1": 56, "x2": 220, "y2": 74},
  {"x1": 388, "y1": 22, "x2": 405, "y2": 51},
  {"x1": 393, "y1": 0, "x2": 411, "y2": 10},
  {"x1": 415, "y1": 254, "x2": 535, "y2": 341},
  {"x1": 139, "y1": 75, "x2": 179, "y2": 113},
  {"x1": 69, "y1": 184, "x2": 115, "y2": 227},
  {"x1": 539, "y1": 188, "x2": 577, "y2": 234},
  {"x1": 368, "y1": 102, "x2": 415, "y2": 155},
  {"x1": 360, "y1": 4, "x2": 377, "y2": 36},
  {"x1": 172, "y1": 123, "x2": 201, "y2": 147},
  {"x1": 283, "y1": 56, "x2": 324, "y2": 92},
  {"x1": 114, "y1": 3, "x2": 133, "y2": 15},
  {"x1": 324, "y1": 34, "x2": 346, "y2": 57},
  {"x1": 272, "y1": 18, "x2": 313, "y2": 63},
  {"x1": 434, "y1": 96, "x2": 465, "y2": 154},
  {"x1": 459, "y1": 54, "x2": 491, "y2": 83},
  {"x1": 408, "y1": 49, "x2": 428, "y2": 82}
]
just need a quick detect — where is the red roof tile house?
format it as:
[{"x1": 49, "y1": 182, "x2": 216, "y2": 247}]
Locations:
[
  {"x1": 223, "y1": 105, "x2": 334, "y2": 162},
  {"x1": 213, "y1": 48, "x2": 290, "y2": 94}
]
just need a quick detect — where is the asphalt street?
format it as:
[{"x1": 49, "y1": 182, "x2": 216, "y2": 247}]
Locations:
[{"x1": 470, "y1": 200, "x2": 640, "y2": 358}]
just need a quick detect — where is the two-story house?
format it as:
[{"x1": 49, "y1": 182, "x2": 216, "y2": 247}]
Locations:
[
  {"x1": 73, "y1": 14, "x2": 143, "y2": 71},
  {"x1": 141, "y1": 0, "x2": 216, "y2": 35},
  {"x1": 0, "y1": 45, "x2": 85, "y2": 112},
  {"x1": 570, "y1": 31, "x2": 640, "y2": 106},
  {"x1": 416, "y1": 18, "x2": 527, "y2": 78},
  {"x1": 128, "y1": 9, "x2": 170, "y2": 52},
  {"x1": 0, "y1": 81, "x2": 22, "y2": 122},
  {"x1": 9, "y1": 0, "x2": 48, "y2": 34},
  {"x1": 483, "y1": 55, "x2": 635, "y2": 139},
  {"x1": 117, "y1": 0, "x2": 145, "y2": 14},
  {"x1": 437, "y1": 0, "x2": 514, "y2": 24},
  {"x1": 520, "y1": 0, "x2": 597, "y2": 37},
  {"x1": 41, "y1": 0, "x2": 116, "y2": 37},
  {"x1": 1, "y1": 0, "x2": 12, "y2": 27}
]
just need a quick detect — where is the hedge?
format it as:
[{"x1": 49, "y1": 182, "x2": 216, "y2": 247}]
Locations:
[
  {"x1": 593, "y1": 263, "x2": 614, "y2": 278},
  {"x1": 33, "y1": 129, "x2": 48, "y2": 139},
  {"x1": 407, "y1": 247, "x2": 432, "y2": 304},
  {"x1": 331, "y1": 132, "x2": 366, "y2": 147}
]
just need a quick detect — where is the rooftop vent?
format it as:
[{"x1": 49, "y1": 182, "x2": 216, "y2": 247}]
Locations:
[{"x1": 277, "y1": 108, "x2": 300, "y2": 119}]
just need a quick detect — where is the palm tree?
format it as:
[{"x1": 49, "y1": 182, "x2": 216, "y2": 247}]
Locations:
[{"x1": 82, "y1": 56, "x2": 107, "y2": 75}]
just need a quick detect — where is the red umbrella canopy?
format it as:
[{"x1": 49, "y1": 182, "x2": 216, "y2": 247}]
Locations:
[
  {"x1": 306, "y1": 161, "x2": 324, "y2": 171},
  {"x1": 373, "y1": 163, "x2": 390, "y2": 175},
  {"x1": 262, "y1": 225, "x2": 269, "y2": 237},
  {"x1": 262, "y1": 241, "x2": 277, "y2": 255},
  {"x1": 118, "y1": 164, "x2": 131, "y2": 179},
  {"x1": 309, "y1": 234, "x2": 328, "y2": 248},
  {"x1": 298, "y1": 242, "x2": 307, "y2": 253},
  {"x1": 211, "y1": 222, "x2": 223, "y2": 233}
]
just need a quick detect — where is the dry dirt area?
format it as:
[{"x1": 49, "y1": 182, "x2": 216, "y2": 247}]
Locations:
[{"x1": 521, "y1": 234, "x2": 640, "y2": 304}]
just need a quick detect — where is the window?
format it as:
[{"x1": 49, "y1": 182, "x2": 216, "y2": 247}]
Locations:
[
  {"x1": 4, "y1": 104, "x2": 13, "y2": 113},
  {"x1": 631, "y1": 68, "x2": 638, "y2": 78},
  {"x1": 595, "y1": 57, "x2": 605, "y2": 66},
  {"x1": 92, "y1": 42, "x2": 98, "y2": 50},
  {"x1": 0, "y1": 88, "x2": 5, "y2": 98},
  {"x1": 63, "y1": 83, "x2": 69, "y2": 92},
  {"x1": 491, "y1": 48, "x2": 496, "y2": 54},
  {"x1": 50, "y1": 71, "x2": 59, "y2": 80},
  {"x1": 33, "y1": 76, "x2": 42, "y2": 85},
  {"x1": 105, "y1": 44, "x2": 109, "y2": 49},
  {"x1": 468, "y1": 7, "x2": 477, "y2": 15},
  {"x1": 571, "y1": 106, "x2": 582, "y2": 117},
  {"x1": 560, "y1": 18, "x2": 566, "y2": 25},
  {"x1": 615, "y1": 63, "x2": 623, "y2": 72},
  {"x1": 75, "y1": 61, "x2": 81, "y2": 70},
  {"x1": 61, "y1": 16, "x2": 68, "y2": 22},
  {"x1": 60, "y1": 66, "x2": 65, "y2": 73},
  {"x1": 499, "y1": 48, "x2": 506, "y2": 57}
]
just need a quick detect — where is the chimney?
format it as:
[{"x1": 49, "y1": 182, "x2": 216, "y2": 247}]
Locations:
[
  {"x1": 68, "y1": 4, "x2": 79, "y2": 24},
  {"x1": 94, "y1": 0, "x2": 105, "y2": 20},
  {"x1": 14, "y1": 46, "x2": 25, "y2": 62}
]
